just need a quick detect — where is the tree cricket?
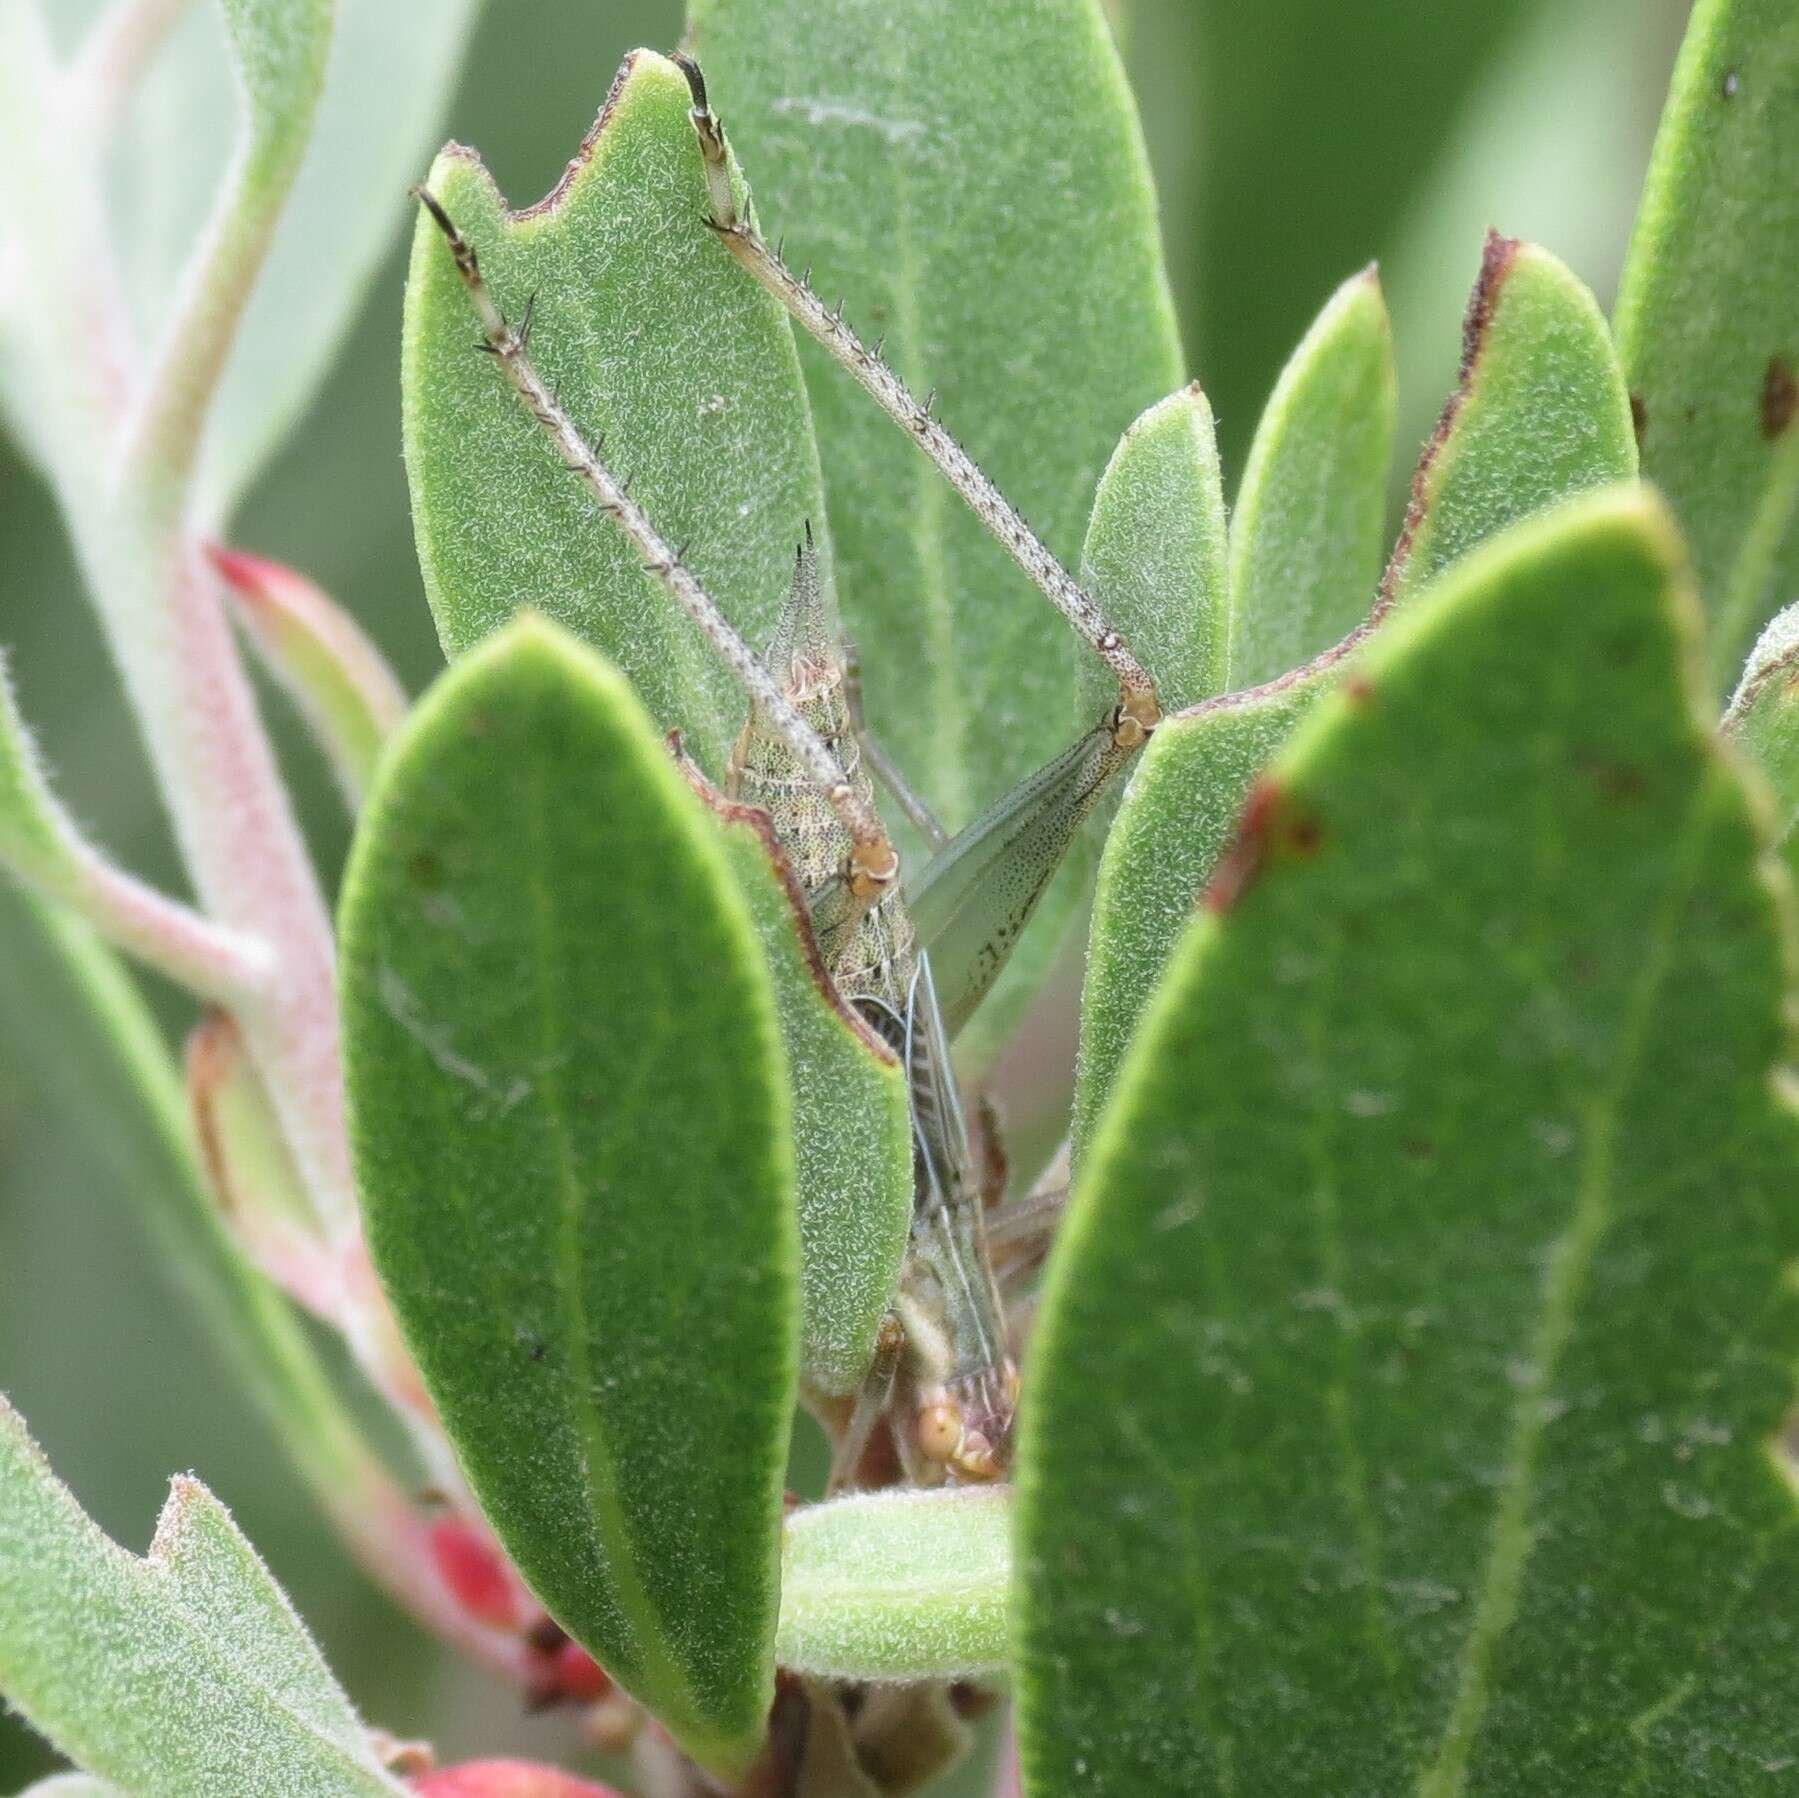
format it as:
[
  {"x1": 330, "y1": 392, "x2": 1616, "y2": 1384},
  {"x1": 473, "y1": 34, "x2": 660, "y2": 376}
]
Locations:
[{"x1": 410, "y1": 53, "x2": 1161, "y2": 1490}]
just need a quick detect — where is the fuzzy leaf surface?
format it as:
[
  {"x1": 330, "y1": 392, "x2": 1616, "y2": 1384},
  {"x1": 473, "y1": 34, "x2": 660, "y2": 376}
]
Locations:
[
  {"x1": 0, "y1": 1399, "x2": 400, "y2": 1797},
  {"x1": 1386, "y1": 236, "x2": 1638, "y2": 609},
  {"x1": 1613, "y1": 0, "x2": 1799, "y2": 689},
  {"x1": 1724, "y1": 599, "x2": 1799, "y2": 848},
  {"x1": 1227, "y1": 269, "x2": 1395, "y2": 689},
  {"x1": 403, "y1": 50, "x2": 827, "y2": 778},
  {"x1": 340, "y1": 619, "x2": 798, "y2": 1777},
  {"x1": 1079, "y1": 383, "x2": 1231, "y2": 721},
  {"x1": 697, "y1": 793, "x2": 912, "y2": 1398},
  {"x1": 1019, "y1": 489, "x2": 1799, "y2": 1794},
  {"x1": 776, "y1": 1489, "x2": 1010, "y2": 1681},
  {"x1": 43, "y1": 0, "x2": 485, "y2": 511},
  {"x1": 688, "y1": 0, "x2": 1184, "y2": 1053},
  {"x1": 1071, "y1": 671, "x2": 1332, "y2": 1161}
]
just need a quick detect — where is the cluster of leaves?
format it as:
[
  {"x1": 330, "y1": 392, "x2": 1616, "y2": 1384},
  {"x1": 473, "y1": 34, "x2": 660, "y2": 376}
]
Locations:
[{"x1": 2, "y1": 0, "x2": 1798, "y2": 1795}]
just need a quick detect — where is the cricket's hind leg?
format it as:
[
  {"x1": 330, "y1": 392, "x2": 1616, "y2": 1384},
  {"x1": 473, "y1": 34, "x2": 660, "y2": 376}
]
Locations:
[{"x1": 673, "y1": 52, "x2": 1161, "y2": 750}]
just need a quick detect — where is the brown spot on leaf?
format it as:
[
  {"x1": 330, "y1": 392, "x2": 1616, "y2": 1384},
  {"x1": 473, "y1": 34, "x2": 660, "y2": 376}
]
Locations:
[
  {"x1": 1578, "y1": 753, "x2": 1647, "y2": 804},
  {"x1": 1762, "y1": 356, "x2": 1797, "y2": 440},
  {"x1": 1343, "y1": 672, "x2": 1378, "y2": 708},
  {"x1": 408, "y1": 847, "x2": 445, "y2": 890},
  {"x1": 1286, "y1": 814, "x2": 1324, "y2": 856},
  {"x1": 1204, "y1": 778, "x2": 1284, "y2": 914},
  {"x1": 1401, "y1": 1137, "x2": 1437, "y2": 1164},
  {"x1": 1629, "y1": 390, "x2": 1648, "y2": 446}
]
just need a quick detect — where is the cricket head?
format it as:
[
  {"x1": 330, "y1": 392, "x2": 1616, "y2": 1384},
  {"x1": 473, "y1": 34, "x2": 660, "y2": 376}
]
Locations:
[{"x1": 916, "y1": 1360, "x2": 1020, "y2": 1483}]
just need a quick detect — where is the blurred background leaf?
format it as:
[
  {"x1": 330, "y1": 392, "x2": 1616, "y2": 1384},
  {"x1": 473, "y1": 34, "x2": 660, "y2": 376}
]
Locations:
[{"x1": 0, "y1": 0, "x2": 1696, "y2": 1785}]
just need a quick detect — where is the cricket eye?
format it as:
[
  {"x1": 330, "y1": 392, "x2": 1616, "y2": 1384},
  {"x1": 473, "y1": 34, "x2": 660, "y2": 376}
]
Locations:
[{"x1": 917, "y1": 1401, "x2": 963, "y2": 1464}]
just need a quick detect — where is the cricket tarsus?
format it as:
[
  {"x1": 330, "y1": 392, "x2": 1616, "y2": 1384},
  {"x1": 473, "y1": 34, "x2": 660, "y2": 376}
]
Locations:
[
  {"x1": 410, "y1": 185, "x2": 899, "y2": 919},
  {"x1": 673, "y1": 52, "x2": 1162, "y2": 748}
]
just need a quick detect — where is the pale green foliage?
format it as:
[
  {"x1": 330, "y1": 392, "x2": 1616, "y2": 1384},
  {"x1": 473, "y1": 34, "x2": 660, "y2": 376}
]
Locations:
[
  {"x1": 1227, "y1": 269, "x2": 1395, "y2": 689},
  {"x1": 0, "y1": 1397, "x2": 402, "y2": 1798},
  {"x1": 776, "y1": 1490, "x2": 1010, "y2": 1681},
  {"x1": 1021, "y1": 489, "x2": 1799, "y2": 1794},
  {"x1": 340, "y1": 618, "x2": 797, "y2": 1779},
  {"x1": 0, "y1": 659, "x2": 75, "y2": 876},
  {"x1": 209, "y1": 0, "x2": 487, "y2": 512},
  {"x1": 1614, "y1": 0, "x2": 1799, "y2": 687},
  {"x1": 220, "y1": 0, "x2": 331, "y2": 163}
]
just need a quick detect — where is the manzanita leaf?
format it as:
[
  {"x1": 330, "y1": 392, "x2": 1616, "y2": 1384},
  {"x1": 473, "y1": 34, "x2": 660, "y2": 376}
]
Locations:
[
  {"x1": 340, "y1": 617, "x2": 798, "y2": 1777},
  {"x1": 402, "y1": 49, "x2": 827, "y2": 779},
  {"x1": 208, "y1": 547, "x2": 408, "y2": 808},
  {"x1": 1226, "y1": 268, "x2": 1395, "y2": 690},
  {"x1": 1070, "y1": 669, "x2": 1334, "y2": 1162},
  {"x1": 687, "y1": 0, "x2": 1185, "y2": 1051},
  {"x1": 1613, "y1": 0, "x2": 1799, "y2": 690},
  {"x1": 1385, "y1": 234, "x2": 1638, "y2": 609},
  {"x1": 776, "y1": 1489, "x2": 1010, "y2": 1681},
  {"x1": 1723, "y1": 598, "x2": 1799, "y2": 850},
  {"x1": 1018, "y1": 487, "x2": 1799, "y2": 1794},
  {"x1": 0, "y1": 1397, "x2": 401, "y2": 1797},
  {"x1": 686, "y1": 779, "x2": 913, "y2": 1398},
  {"x1": 1079, "y1": 384, "x2": 1231, "y2": 723},
  {"x1": 206, "y1": 0, "x2": 488, "y2": 514},
  {"x1": 15, "y1": 1777, "x2": 123, "y2": 1797}
]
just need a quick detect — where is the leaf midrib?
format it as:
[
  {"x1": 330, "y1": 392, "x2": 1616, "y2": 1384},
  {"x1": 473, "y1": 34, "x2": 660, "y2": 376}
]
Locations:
[
  {"x1": 524, "y1": 745, "x2": 704, "y2": 1732},
  {"x1": 1413, "y1": 772, "x2": 1710, "y2": 1796}
]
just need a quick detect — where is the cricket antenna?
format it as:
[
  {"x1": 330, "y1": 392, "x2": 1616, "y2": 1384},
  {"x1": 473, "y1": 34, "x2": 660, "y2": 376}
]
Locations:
[{"x1": 412, "y1": 184, "x2": 900, "y2": 910}]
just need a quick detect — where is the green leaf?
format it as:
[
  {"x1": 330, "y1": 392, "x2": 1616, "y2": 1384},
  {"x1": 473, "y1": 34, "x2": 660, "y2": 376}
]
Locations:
[
  {"x1": 1017, "y1": 487, "x2": 1799, "y2": 1794},
  {"x1": 1226, "y1": 269, "x2": 1395, "y2": 690},
  {"x1": 15, "y1": 1777, "x2": 124, "y2": 1798},
  {"x1": 1386, "y1": 234, "x2": 1638, "y2": 609},
  {"x1": 208, "y1": 547, "x2": 408, "y2": 808},
  {"x1": 776, "y1": 1489, "x2": 1010, "y2": 1681},
  {"x1": 340, "y1": 616, "x2": 798, "y2": 1777},
  {"x1": 1080, "y1": 383, "x2": 1231, "y2": 721},
  {"x1": 218, "y1": 0, "x2": 333, "y2": 172},
  {"x1": 0, "y1": 1397, "x2": 401, "y2": 1797},
  {"x1": 1613, "y1": 0, "x2": 1799, "y2": 692},
  {"x1": 689, "y1": 782, "x2": 913, "y2": 1398},
  {"x1": 206, "y1": 0, "x2": 487, "y2": 513},
  {"x1": 402, "y1": 49, "x2": 827, "y2": 778},
  {"x1": 0, "y1": 654, "x2": 77, "y2": 875},
  {"x1": 687, "y1": 0, "x2": 1185, "y2": 1041},
  {"x1": 1723, "y1": 598, "x2": 1799, "y2": 842},
  {"x1": 1071, "y1": 669, "x2": 1333, "y2": 1162}
]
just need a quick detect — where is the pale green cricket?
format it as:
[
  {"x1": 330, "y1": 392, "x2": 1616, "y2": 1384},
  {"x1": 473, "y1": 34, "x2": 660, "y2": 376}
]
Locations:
[{"x1": 411, "y1": 54, "x2": 1162, "y2": 1489}]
